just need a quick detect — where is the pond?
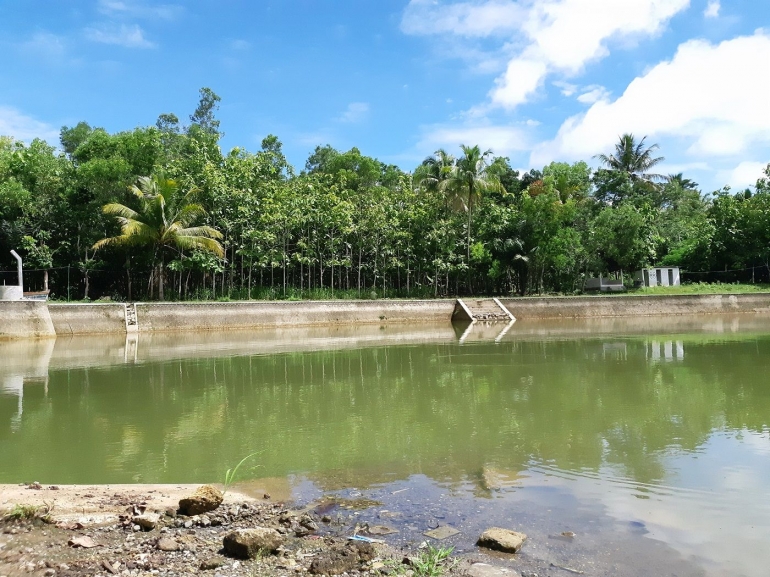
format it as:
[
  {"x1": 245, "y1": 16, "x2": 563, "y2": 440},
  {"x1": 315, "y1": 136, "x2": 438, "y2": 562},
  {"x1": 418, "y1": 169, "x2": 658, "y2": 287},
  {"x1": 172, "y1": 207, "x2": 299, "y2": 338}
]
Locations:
[{"x1": 2, "y1": 315, "x2": 770, "y2": 576}]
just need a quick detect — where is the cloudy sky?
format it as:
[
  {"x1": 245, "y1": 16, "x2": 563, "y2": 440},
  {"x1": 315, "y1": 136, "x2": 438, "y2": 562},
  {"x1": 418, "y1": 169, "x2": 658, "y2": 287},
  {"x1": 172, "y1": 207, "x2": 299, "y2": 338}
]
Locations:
[{"x1": 1, "y1": 0, "x2": 769, "y2": 191}]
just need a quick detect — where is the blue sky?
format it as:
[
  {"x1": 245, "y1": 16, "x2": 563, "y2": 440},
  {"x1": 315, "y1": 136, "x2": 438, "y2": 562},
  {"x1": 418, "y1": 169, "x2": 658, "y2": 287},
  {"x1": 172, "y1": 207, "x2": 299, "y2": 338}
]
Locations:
[{"x1": 1, "y1": 0, "x2": 769, "y2": 191}]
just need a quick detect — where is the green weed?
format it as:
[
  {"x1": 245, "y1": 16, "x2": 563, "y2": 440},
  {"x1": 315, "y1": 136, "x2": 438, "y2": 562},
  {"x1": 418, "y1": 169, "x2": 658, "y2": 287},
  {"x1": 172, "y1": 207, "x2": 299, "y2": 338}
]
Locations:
[
  {"x1": 223, "y1": 452, "x2": 261, "y2": 496},
  {"x1": 3, "y1": 502, "x2": 53, "y2": 523},
  {"x1": 390, "y1": 544, "x2": 457, "y2": 577}
]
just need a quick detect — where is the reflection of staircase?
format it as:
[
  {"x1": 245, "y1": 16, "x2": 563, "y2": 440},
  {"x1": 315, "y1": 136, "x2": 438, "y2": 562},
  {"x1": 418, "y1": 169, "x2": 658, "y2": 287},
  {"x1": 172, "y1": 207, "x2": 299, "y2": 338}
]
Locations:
[
  {"x1": 454, "y1": 298, "x2": 515, "y2": 322},
  {"x1": 125, "y1": 303, "x2": 139, "y2": 333}
]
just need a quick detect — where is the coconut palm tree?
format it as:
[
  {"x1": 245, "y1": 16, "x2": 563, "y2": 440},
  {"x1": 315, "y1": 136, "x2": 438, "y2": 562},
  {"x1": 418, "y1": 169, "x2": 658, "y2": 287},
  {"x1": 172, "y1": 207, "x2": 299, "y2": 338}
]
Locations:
[
  {"x1": 414, "y1": 149, "x2": 455, "y2": 204},
  {"x1": 444, "y1": 145, "x2": 504, "y2": 269},
  {"x1": 595, "y1": 134, "x2": 665, "y2": 182},
  {"x1": 94, "y1": 175, "x2": 224, "y2": 300},
  {"x1": 666, "y1": 173, "x2": 699, "y2": 190}
]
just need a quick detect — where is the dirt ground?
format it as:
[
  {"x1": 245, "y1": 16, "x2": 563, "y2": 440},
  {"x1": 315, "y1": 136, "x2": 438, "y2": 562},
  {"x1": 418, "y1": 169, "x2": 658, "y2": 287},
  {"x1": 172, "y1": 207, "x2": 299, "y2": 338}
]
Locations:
[{"x1": 0, "y1": 483, "x2": 529, "y2": 577}]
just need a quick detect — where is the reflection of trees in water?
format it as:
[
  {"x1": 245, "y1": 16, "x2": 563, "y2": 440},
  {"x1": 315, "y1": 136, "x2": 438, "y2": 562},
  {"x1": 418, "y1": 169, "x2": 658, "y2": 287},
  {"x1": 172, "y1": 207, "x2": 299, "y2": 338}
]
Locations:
[{"x1": 2, "y1": 336, "x2": 770, "y2": 486}]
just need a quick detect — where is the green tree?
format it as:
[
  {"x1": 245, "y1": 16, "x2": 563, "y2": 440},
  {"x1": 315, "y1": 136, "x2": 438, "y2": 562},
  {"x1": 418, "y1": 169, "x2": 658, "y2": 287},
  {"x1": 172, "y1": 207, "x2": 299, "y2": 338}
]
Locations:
[
  {"x1": 444, "y1": 145, "x2": 503, "y2": 272},
  {"x1": 595, "y1": 134, "x2": 665, "y2": 183},
  {"x1": 93, "y1": 175, "x2": 224, "y2": 300}
]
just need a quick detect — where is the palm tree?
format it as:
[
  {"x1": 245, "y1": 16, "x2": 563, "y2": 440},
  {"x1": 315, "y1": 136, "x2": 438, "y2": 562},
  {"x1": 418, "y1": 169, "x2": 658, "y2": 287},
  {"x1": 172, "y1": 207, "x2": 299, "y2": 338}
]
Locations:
[
  {"x1": 94, "y1": 175, "x2": 224, "y2": 300},
  {"x1": 413, "y1": 149, "x2": 455, "y2": 205},
  {"x1": 444, "y1": 145, "x2": 504, "y2": 268},
  {"x1": 666, "y1": 173, "x2": 699, "y2": 190},
  {"x1": 595, "y1": 134, "x2": 665, "y2": 182}
]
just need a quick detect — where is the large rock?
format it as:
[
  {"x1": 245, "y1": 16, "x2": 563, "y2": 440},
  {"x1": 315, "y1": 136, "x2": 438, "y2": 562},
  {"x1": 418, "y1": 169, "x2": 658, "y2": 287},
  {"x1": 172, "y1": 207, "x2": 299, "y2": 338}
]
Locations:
[
  {"x1": 222, "y1": 528, "x2": 284, "y2": 559},
  {"x1": 477, "y1": 528, "x2": 527, "y2": 553},
  {"x1": 308, "y1": 542, "x2": 375, "y2": 575},
  {"x1": 178, "y1": 485, "x2": 224, "y2": 516}
]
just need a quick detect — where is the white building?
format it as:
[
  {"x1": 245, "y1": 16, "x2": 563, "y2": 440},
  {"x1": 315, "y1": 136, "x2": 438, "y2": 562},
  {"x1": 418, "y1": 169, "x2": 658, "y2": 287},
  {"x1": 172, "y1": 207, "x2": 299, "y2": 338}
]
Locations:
[{"x1": 636, "y1": 267, "x2": 680, "y2": 287}]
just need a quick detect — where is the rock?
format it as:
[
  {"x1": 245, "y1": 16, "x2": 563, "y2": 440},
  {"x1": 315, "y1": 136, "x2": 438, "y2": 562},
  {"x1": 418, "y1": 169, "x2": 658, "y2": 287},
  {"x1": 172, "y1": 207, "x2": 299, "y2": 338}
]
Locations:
[
  {"x1": 222, "y1": 528, "x2": 284, "y2": 559},
  {"x1": 133, "y1": 513, "x2": 160, "y2": 531},
  {"x1": 308, "y1": 542, "x2": 375, "y2": 575},
  {"x1": 367, "y1": 525, "x2": 398, "y2": 536},
  {"x1": 299, "y1": 514, "x2": 318, "y2": 531},
  {"x1": 156, "y1": 537, "x2": 180, "y2": 552},
  {"x1": 468, "y1": 563, "x2": 521, "y2": 577},
  {"x1": 178, "y1": 485, "x2": 224, "y2": 516},
  {"x1": 200, "y1": 557, "x2": 224, "y2": 570},
  {"x1": 164, "y1": 507, "x2": 177, "y2": 518},
  {"x1": 423, "y1": 525, "x2": 459, "y2": 540},
  {"x1": 67, "y1": 535, "x2": 98, "y2": 549},
  {"x1": 477, "y1": 528, "x2": 527, "y2": 553}
]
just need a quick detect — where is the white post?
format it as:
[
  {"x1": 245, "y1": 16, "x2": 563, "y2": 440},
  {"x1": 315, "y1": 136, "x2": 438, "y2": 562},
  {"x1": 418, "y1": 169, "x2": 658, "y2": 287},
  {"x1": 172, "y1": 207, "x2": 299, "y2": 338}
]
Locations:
[{"x1": 9, "y1": 250, "x2": 23, "y2": 293}]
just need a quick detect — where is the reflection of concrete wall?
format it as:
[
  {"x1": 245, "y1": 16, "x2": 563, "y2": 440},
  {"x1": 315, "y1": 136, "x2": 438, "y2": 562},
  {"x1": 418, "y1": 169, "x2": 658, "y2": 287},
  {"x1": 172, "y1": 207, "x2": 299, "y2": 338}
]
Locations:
[
  {"x1": 0, "y1": 323, "x2": 458, "y2": 377},
  {"x1": 502, "y1": 294, "x2": 770, "y2": 319},
  {"x1": 0, "y1": 301, "x2": 55, "y2": 339},
  {"x1": 49, "y1": 303, "x2": 129, "y2": 335},
  {"x1": 136, "y1": 300, "x2": 456, "y2": 333}
]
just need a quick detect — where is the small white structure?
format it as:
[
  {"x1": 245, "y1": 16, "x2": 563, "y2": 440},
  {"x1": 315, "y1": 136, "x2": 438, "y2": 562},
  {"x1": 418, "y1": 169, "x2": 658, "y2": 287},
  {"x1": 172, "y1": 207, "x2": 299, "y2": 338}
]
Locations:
[
  {"x1": 584, "y1": 275, "x2": 624, "y2": 292},
  {"x1": 636, "y1": 267, "x2": 680, "y2": 288},
  {"x1": 0, "y1": 250, "x2": 23, "y2": 301}
]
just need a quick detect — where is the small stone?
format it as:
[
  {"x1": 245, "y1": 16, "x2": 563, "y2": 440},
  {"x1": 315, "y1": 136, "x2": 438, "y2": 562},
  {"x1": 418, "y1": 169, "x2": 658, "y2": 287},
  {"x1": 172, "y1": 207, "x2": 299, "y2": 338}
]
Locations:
[
  {"x1": 43, "y1": 570, "x2": 55, "y2": 577},
  {"x1": 165, "y1": 507, "x2": 177, "y2": 518},
  {"x1": 178, "y1": 485, "x2": 224, "y2": 516},
  {"x1": 468, "y1": 563, "x2": 521, "y2": 577},
  {"x1": 184, "y1": 520, "x2": 194, "y2": 529},
  {"x1": 200, "y1": 557, "x2": 223, "y2": 570},
  {"x1": 157, "y1": 537, "x2": 180, "y2": 552},
  {"x1": 477, "y1": 528, "x2": 527, "y2": 554},
  {"x1": 133, "y1": 513, "x2": 160, "y2": 531},
  {"x1": 132, "y1": 524, "x2": 141, "y2": 532},
  {"x1": 222, "y1": 528, "x2": 285, "y2": 559},
  {"x1": 423, "y1": 525, "x2": 459, "y2": 540}
]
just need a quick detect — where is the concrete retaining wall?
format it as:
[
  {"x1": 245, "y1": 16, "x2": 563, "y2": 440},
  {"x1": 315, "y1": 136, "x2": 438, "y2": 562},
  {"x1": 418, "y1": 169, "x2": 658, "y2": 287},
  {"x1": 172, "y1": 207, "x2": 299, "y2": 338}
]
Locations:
[
  {"x1": 0, "y1": 301, "x2": 55, "y2": 339},
  {"x1": 136, "y1": 300, "x2": 456, "y2": 333},
  {"x1": 7, "y1": 294, "x2": 770, "y2": 339},
  {"x1": 501, "y1": 293, "x2": 770, "y2": 319},
  {"x1": 49, "y1": 303, "x2": 127, "y2": 335}
]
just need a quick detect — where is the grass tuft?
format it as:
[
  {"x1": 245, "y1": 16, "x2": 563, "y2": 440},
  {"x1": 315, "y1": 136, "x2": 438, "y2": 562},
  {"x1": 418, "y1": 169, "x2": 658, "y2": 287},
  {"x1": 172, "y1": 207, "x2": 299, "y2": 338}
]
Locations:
[{"x1": 390, "y1": 543, "x2": 457, "y2": 577}]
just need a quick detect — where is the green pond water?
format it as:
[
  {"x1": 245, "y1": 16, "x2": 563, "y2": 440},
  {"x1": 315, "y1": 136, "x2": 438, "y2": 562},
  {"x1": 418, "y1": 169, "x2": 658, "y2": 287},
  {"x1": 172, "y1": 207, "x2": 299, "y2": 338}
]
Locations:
[{"x1": 2, "y1": 315, "x2": 770, "y2": 576}]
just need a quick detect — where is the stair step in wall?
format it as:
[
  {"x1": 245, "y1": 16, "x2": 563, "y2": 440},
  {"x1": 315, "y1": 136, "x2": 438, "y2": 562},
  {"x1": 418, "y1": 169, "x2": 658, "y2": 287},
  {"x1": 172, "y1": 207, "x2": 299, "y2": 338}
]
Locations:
[{"x1": 455, "y1": 298, "x2": 515, "y2": 322}]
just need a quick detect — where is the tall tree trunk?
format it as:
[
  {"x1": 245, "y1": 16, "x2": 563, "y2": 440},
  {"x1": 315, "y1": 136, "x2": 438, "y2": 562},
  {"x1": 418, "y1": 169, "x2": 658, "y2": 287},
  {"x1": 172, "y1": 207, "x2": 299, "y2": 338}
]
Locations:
[{"x1": 158, "y1": 258, "x2": 164, "y2": 301}]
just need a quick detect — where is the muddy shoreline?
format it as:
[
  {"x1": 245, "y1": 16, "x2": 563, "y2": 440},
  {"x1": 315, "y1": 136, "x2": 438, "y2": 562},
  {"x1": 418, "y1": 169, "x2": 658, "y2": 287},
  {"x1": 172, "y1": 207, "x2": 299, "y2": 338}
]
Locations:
[{"x1": 0, "y1": 483, "x2": 542, "y2": 577}]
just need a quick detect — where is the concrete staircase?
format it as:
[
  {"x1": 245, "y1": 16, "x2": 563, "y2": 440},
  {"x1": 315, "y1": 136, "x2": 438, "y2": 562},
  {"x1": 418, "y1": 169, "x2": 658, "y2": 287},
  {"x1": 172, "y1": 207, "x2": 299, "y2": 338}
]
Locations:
[
  {"x1": 125, "y1": 303, "x2": 139, "y2": 333},
  {"x1": 454, "y1": 298, "x2": 515, "y2": 323}
]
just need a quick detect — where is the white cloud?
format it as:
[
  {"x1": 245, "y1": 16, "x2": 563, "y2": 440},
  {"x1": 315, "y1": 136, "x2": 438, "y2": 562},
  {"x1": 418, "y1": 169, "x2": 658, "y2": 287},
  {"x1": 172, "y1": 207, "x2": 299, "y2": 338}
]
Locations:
[
  {"x1": 97, "y1": 0, "x2": 182, "y2": 20},
  {"x1": 19, "y1": 32, "x2": 67, "y2": 60},
  {"x1": 576, "y1": 85, "x2": 610, "y2": 104},
  {"x1": 402, "y1": 0, "x2": 691, "y2": 109},
  {"x1": 530, "y1": 33, "x2": 770, "y2": 167},
  {"x1": 722, "y1": 161, "x2": 767, "y2": 189},
  {"x1": 553, "y1": 80, "x2": 578, "y2": 97},
  {"x1": 0, "y1": 106, "x2": 59, "y2": 143},
  {"x1": 491, "y1": 0, "x2": 690, "y2": 108},
  {"x1": 416, "y1": 122, "x2": 530, "y2": 157},
  {"x1": 401, "y1": 0, "x2": 525, "y2": 37},
  {"x1": 704, "y1": 0, "x2": 720, "y2": 18},
  {"x1": 338, "y1": 102, "x2": 370, "y2": 123},
  {"x1": 84, "y1": 23, "x2": 155, "y2": 48}
]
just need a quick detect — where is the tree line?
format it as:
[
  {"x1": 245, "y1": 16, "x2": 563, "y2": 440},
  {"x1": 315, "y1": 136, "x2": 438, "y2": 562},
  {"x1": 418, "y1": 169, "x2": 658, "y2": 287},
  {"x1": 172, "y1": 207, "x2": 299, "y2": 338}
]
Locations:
[{"x1": 1, "y1": 88, "x2": 769, "y2": 301}]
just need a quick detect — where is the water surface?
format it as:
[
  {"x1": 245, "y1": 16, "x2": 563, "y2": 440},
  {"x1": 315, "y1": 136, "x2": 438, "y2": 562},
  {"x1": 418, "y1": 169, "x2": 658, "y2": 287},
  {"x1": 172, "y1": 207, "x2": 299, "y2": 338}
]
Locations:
[{"x1": 2, "y1": 316, "x2": 770, "y2": 576}]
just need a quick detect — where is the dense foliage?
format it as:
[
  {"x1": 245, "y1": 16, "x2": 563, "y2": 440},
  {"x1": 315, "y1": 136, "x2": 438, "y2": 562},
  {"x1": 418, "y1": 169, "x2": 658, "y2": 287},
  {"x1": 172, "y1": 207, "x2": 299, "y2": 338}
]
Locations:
[{"x1": 1, "y1": 88, "x2": 769, "y2": 300}]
